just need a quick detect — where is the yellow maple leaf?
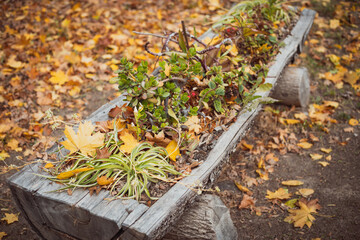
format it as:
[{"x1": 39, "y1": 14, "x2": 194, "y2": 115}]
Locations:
[
  {"x1": 166, "y1": 140, "x2": 181, "y2": 161},
  {"x1": 0, "y1": 232, "x2": 7, "y2": 239},
  {"x1": 266, "y1": 188, "x2": 291, "y2": 200},
  {"x1": 1, "y1": 213, "x2": 19, "y2": 224},
  {"x1": 49, "y1": 70, "x2": 69, "y2": 85},
  {"x1": 297, "y1": 142, "x2": 313, "y2": 149},
  {"x1": 344, "y1": 71, "x2": 360, "y2": 86},
  {"x1": 310, "y1": 153, "x2": 323, "y2": 160},
  {"x1": 7, "y1": 55, "x2": 24, "y2": 69},
  {"x1": 69, "y1": 86, "x2": 81, "y2": 96},
  {"x1": 7, "y1": 139, "x2": 21, "y2": 152},
  {"x1": 318, "y1": 161, "x2": 330, "y2": 167},
  {"x1": 284, "y1": 199, "x2": 320, "y2": 228},
  {"x1": 97, "y1": 175, "x2": 114, "y2": 186},
  {"x1": 320, "y1": 148, "x2": 332, "y2": 154},
  {"x1": 294, "y1": 112, "x2": 308, "y2": 121},
  {"x1": 0, "y1": 150, "x2": 10, "y2": 161},
  {"x1": 349, "y1": 118, "x2": 359, "y2": 126},
  {"x1": 56, "y1": 167, "x2": 94, "y2": 180},
  {"x1": 323, "y1": 100, "x2": 339, "y2": 108},
  {"x1": 60, "y1": 121, "x2": 104, "y2": 156},
  {"x1": 120, "y1": 133, "x2": 139, "y2": 154},
  {"x1": 184, "y1": 116, "x2": 202, "y2": 134},
  {"x1": 329, "y1": 19, "x2": 340, "y2": 29},
  {"x1": 282, "y1": 180, "x2": 304, "y2": 186}
]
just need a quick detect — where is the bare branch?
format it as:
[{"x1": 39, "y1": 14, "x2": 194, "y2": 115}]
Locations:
[
  {"x1": 144, "y1": 42, "x2": 166, "y2": 57},
  {"x1": 181, "y1": 21, "x2": 190, "y2": 50},
  {"x1": 196, "y1": 38, "x2": 233, "y2": 54},
  {"x1": 133, "y1": 31, "x2": 179, "y2": 44},
  {"x1": 164, "y1": 32, "x2": 178, "y2": 52},
  {"x1": 192, "y1": 56, "x2": 209, "y2": 72}
]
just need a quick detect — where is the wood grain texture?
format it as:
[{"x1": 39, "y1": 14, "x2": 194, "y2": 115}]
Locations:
[
  {"x1": 271, "y1": 67, "x2": 310, "y2": 107},
  {"x1": 163, "y1": 194, "x2": 237, "y2": 240}
]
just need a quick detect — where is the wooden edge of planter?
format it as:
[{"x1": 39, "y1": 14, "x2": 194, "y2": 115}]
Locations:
[
  {"x1": 121, "y1": 8, "x2": 316, "y2": 240},
  {"x1": 7, "y1": 96, "x2": 149, "y2": 240}
]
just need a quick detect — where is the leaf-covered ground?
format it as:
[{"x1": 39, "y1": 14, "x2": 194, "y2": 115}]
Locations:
[{"x1": 1, "y1": 0, "x2": 360, "y2": 239}]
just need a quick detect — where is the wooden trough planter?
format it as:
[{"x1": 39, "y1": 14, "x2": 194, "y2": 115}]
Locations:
[{"x1": 8, "y1": 8, "x2": 315, "y2": 240}]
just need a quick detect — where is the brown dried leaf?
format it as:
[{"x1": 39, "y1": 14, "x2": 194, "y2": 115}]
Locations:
[
  {"x1": 145, "y1": 131, "x2": 171, "y2": 147},
  {"x1": 238, "y1": 194, "x2": 255, "y2": 209},
  {"x1": 108, "y1": 105, "x2": 122, "y2": 118},
  {"x1": 96, "y1": 147, "x2": 111, "y2": 159}
]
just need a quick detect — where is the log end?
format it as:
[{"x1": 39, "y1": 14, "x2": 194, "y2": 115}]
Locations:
[{"x1": 271, "y1": 66, "x2": 310, "y2": 108}]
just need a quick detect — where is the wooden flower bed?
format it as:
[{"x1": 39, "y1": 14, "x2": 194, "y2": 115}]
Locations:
[{"x1": 8, "y1": 7, "x2": 315, "y2": 240}]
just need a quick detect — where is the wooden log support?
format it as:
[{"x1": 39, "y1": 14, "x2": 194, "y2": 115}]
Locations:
[
  {"x1": 7, "y1": 8, "x2": 316, "y2": 240},
  {"x1": 163, "y1": 194, "x2": 238, "y2": 240},
  {"x1": 271, "y1": 67, "x2": 310, "y2": 108}
]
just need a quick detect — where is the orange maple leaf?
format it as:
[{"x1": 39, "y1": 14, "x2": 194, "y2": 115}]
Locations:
[{"x1": 60, "y1": 121, "x2": 104, "y2": 156}]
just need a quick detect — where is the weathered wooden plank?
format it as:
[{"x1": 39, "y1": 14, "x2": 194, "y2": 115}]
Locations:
[
  {"x1": 121, "y1": 204, "x2": 149, "y2": 230},
  {"x1": 32, "y1": 180, "x2": 90, "y2": 237},
  {"x1": 73, "y1": 193, "x2": 147, "y2": 240},
  {"x1": 122, "y1": 9, "x2": 316, "y2": 240},
  {"x1": 8, "y1": 163, "x2": 73, "y2": 240}
]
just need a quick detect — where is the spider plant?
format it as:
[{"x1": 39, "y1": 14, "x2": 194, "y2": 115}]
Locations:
[{"x1": 42, "y1": 142, "x2": 180, "y2": 200}]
